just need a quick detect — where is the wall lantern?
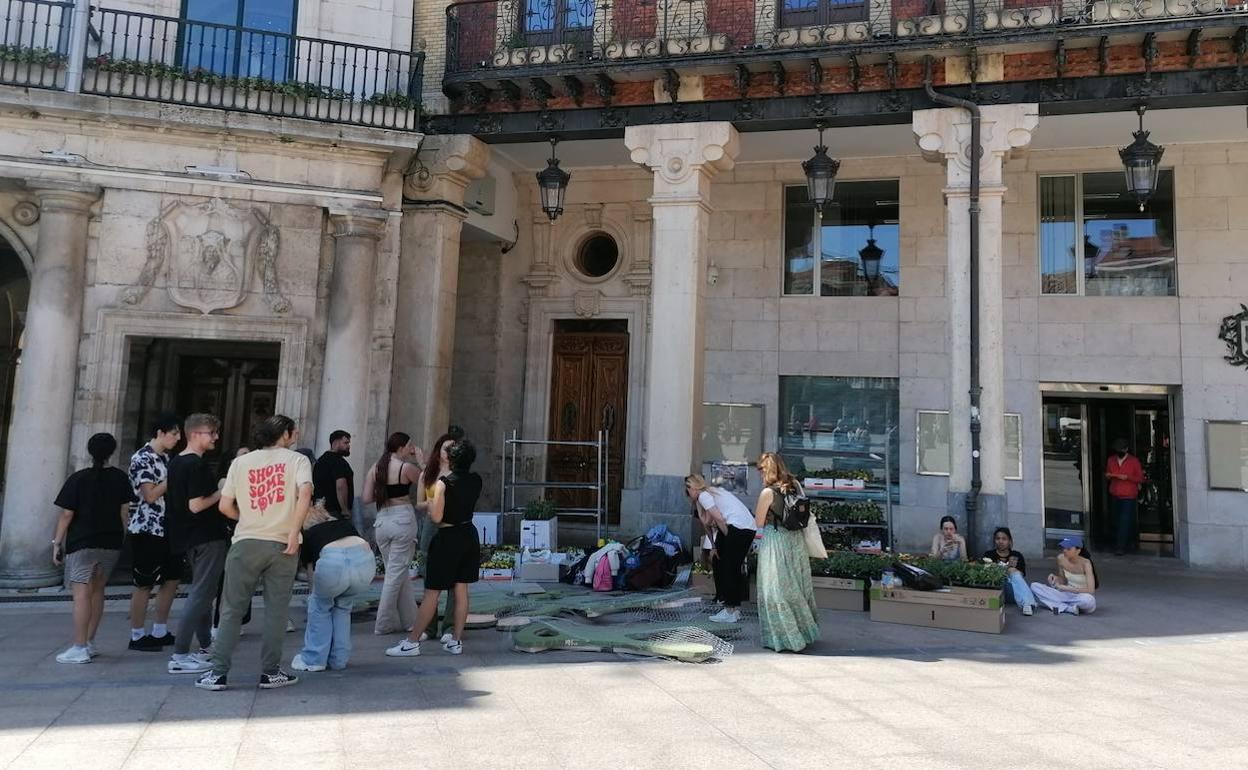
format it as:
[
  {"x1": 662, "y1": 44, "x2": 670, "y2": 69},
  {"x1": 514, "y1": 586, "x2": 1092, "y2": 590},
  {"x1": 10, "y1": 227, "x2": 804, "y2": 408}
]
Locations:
[
  {"x1": 802, "y1": 121, "x2": 840, "y2": 211},
  {"x1": 536, "y1": 136, "x2": 570, "y2": 222},
  {"x1": 1119, "y1": 104, "x2": 1164, "y2": 212}
]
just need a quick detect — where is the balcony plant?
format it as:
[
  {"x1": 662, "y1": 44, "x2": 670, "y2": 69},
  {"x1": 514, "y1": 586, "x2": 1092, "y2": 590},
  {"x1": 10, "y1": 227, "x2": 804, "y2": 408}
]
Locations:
[{"x1": 523, "y1": 497, "x2": 557, "y2": 521}]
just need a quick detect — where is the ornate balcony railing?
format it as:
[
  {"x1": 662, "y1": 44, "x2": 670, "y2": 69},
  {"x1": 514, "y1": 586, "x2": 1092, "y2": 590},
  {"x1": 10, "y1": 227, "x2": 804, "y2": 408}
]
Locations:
[
  {"x1": 0, "y1": 0, "x2": 423, "y2": 130},
  {"x1": 446, "y1": 0, "x2": 1248, "y2": 75}
]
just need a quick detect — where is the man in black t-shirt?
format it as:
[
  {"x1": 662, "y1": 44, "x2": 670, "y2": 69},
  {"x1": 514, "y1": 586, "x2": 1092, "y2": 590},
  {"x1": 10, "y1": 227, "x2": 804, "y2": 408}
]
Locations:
[
  {"x1": 165, "y1": 414, "x2": 231, "y2": 674},
  {"x1": 312, "y1": 430, "x2": 353, "y2": 518}
]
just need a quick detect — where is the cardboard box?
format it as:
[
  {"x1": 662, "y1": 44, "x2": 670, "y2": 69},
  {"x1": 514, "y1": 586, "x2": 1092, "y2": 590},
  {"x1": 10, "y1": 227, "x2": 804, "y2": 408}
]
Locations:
[
  {"x1": 472, "y1": 513, "x2": 501, "y2": 545},
  {"x1": 811, "y1": 576, "x2": 867, "y2": 611},
  {"x1": 869, "y1": 582, "x2": 1005, "y2": 634},
  {"x1": 479, "y1": 568, "x2": 513, "y2": 581},
  {"x1": 520, "y1": 519, "x2": 558, "y2": 550},
  {"x1": 517, "y1": 561, "x2": 560, "y2": 582}
]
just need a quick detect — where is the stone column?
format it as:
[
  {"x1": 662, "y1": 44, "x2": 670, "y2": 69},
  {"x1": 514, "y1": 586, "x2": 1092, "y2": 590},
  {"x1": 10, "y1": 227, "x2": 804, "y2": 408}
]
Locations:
[
  {"x1": 319, "y1": 208, "x2": 388, "y2": 484},
  {"x1": 624, "y1": 122, "x2": 739, "y2": 519},
  {"x1": 913, "y1": 105, "x2": 1037, "y2": 542},
  {"x1": 391, "y1": 135, "x2": 488, "y2": 451},
  {"x1": 0, "y1": 182, "x2": 100, "y2": 588}
]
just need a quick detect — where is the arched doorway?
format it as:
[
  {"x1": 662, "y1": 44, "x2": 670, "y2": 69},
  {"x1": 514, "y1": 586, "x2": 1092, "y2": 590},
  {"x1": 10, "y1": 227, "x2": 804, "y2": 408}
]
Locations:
[{"x1": 0, "y1": 234, "x2": 30, "y2": 497}]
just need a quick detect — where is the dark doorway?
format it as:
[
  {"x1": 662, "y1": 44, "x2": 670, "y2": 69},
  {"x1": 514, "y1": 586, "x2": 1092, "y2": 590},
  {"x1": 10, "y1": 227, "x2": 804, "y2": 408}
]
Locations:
[
  {"x1": 0, "y1": 235, "x2": 28, "y2": 496},
  {"x1": 124, "y1": 338, "x2": 280, "y2": 474},
  {"x1": 547, "y1": 319, "x2": 628, "y2": 523},
  {"x1": 1042, "y1": 389, "x2": 1174, "y2": 556}
]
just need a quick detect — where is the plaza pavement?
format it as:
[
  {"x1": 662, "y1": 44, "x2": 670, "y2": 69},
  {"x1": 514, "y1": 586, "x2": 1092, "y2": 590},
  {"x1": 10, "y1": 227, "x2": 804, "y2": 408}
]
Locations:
[{"x1": 1, "y1": 556, "x2": 1247, "y2": 770}]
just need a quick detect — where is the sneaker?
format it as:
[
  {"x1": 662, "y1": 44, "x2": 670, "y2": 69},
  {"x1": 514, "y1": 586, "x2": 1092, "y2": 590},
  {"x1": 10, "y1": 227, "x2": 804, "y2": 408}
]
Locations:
[
  {"x1": 191, "y1": 649, "x2": 213, "y2": 664},
  {"x1": 128, "y1": 635, "x2": 162, "y2": 652},
  {"x1": 85, "y1": 641, "x2": 99, "y2": 658},
  {"x1": 285, "y1": 619, "x2": 296, "y2": 633},
  {"x1": 1021, "y1": 604, "x2": 1034, "y2": 617},
  {"x1": 168, "y1": 655, "x2": 212, "y2": 674},
  {"x1": 1069, "y1": 606, "x2": 1080, "y2": 616},
  {"x1": 385, "y1": 640, "x2": 421, "y2": 657},
  {"x1": 290, "y1": 654, "x2": 325, "y2": 672},
  {"x1": 151, "y1": 632, "x2": 175, "y2": 647},
  {"x1": 1051, "y1": 605, "x2": 1060, "y2": 616},
  {"x1": 708, "y1": 608, "x2": 739, "y2": 623},
  {"x1": 56, "y1": 646, "x2": 91, "y2": 664},
  {"x1": 195, "y1": 672, "x2": 228, "y2": 691},
  {"x1": 442, "y1": 639, "x2": 463, "y2": 655},
  {"x1": 259, "y1": 670, "x2": 298, "y2": 689}
]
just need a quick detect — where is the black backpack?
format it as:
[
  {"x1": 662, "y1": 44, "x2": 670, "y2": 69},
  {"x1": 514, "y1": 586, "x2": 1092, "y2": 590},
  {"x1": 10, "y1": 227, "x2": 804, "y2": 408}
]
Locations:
[{"x1": 774, "y1": 484, "x2": 811, "y2": 531}]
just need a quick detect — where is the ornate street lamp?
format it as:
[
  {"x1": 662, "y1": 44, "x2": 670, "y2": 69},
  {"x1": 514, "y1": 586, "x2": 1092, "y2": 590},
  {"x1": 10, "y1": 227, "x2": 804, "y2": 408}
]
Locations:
[
  {"x1": 859, "y1": 223, "x2": 884, "y2": 291},
  {"x1": 802, "y1": 121, "x2": 840, "y2": 211},
  {"x1": 1119, "y1": 104, "x2": 1164, "y2": 212},
  {"x1": 536, "y1": 136, "x2": 570, "y2": 222}
]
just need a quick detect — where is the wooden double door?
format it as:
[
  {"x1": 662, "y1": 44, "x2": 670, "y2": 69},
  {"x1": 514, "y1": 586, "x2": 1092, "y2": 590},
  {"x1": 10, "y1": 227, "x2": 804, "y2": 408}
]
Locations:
[{"x1": 547, "y1": 321, "x2": 628, "y2": 522}]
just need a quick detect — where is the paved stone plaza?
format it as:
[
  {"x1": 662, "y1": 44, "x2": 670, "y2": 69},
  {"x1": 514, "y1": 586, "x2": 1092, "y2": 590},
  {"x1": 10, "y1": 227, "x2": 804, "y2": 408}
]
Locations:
[{"x1": 2, "y1": 559, "x2": 1246, "y2": 770}]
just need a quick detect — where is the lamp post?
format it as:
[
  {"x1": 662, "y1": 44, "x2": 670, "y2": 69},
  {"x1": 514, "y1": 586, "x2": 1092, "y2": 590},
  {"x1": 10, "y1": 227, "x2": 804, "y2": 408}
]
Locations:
[
  {"x1": 802, "y1": 121, "x2": 840, "y2": 211},
  {"x1": 1119, "y1": 104, "x2": 1164, "y2": 212},
  {"x1": 859, "y1": 223, "x2": 884, "y2": 293},
  {"x1": 536, "y1": 136, "x2": 570, "y2": 222}
]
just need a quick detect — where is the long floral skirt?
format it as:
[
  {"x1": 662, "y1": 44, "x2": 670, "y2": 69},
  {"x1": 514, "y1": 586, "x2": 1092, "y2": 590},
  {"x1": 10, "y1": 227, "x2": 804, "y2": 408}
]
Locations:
[{"x1": 756, "y1": 525, "x2": 820, "y2": 652}]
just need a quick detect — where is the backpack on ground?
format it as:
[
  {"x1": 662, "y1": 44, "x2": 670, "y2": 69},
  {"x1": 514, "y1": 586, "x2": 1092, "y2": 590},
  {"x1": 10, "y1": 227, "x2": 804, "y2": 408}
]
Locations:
[{"x1": 774, "y1": 484, "x2": 811, "y2": 531}]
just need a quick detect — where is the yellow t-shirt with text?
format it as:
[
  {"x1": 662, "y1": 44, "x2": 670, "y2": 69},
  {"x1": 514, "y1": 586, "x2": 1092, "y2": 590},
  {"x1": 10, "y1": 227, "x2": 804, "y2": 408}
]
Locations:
[{"x1": 222, "y1": 447, "x2": 312, "y2": 545}]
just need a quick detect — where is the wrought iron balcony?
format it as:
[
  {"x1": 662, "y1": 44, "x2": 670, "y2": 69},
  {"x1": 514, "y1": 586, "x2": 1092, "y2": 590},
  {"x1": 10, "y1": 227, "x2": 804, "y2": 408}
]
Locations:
[
  {"x1": 1, "y1": 0, "x2": 423, "y2": 130},
  {"x1": 445, "y1": 0, "x2": 1248, "y2": 78}
]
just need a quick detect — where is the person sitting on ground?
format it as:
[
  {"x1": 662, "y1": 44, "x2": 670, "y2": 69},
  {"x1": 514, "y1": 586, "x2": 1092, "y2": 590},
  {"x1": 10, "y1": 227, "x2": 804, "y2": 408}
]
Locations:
[
  {"x1": 386, "y1": 439, "x2": 483, "y2": 658},
  {"x1": 930, "y1": 516, "x2": 970, "y2": 562},
  {"x1": 1030, "y1": 535, "x2": 1098, "y2": 616},
  {"x1": 52, "y1": 433, "x2": 134, "y2": 664},
  {"x1": 982, "y1": 527, "x2": 1036, "y2": 617}
]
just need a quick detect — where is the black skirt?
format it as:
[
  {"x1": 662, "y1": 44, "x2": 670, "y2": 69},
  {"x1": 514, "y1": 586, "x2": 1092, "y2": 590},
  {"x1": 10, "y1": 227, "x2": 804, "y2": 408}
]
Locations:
[{"x1": 425, "y1": 524, "x2": 480, "y2": 591}]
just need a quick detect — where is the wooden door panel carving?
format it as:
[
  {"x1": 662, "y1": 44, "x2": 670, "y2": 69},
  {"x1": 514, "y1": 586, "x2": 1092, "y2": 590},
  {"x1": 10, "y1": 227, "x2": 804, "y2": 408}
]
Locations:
[{"x1": 548, "y1": 330, "x2": 628, "y2": 521}]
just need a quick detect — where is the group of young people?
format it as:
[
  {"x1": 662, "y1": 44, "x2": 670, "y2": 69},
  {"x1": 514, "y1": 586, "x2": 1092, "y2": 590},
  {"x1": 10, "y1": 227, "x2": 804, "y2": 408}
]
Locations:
[
  {"x1": 50, "y1": 413, "x2": 485, "y2": 691},
  {"x1": 931, "y1": 516, "x2": 1099, "y2": 616}
]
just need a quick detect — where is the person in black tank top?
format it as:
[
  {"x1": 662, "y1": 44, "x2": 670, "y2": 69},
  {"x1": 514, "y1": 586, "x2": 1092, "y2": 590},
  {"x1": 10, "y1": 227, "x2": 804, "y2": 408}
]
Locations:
[{"x1": 385, "y1": 440, "x2": 481, "y2": 659}]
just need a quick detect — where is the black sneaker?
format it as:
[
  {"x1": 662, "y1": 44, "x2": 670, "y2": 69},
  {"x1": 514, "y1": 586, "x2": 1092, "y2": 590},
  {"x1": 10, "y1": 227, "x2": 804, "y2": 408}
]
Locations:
[
  {"x1": 258, "y1": 670, "x2": 298, "y2": 690},
  {"x1": 194, "y1": 672, "x2": 228, "y2": 691},
  {"x1": 150, "y1": 632, "x2": 175, "y2": 647},
  {"x1": 129, "y1": 635, "x2": 163, "y2": 652}
]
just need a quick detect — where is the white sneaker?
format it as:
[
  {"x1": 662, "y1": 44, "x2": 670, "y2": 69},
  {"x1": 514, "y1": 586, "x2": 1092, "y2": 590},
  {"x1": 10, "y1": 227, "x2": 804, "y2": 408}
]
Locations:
[
  {"x1": 290, "y1": 654, "x2": 325, "y2": 672},
  {"x1": 86, "y1": 641, "x2": 99, "y2": 658},
  {"x1": 442, "y1": 638, "x2": 463, "y2": 655},
  {"x1": 1069, "y1": 606, "x2": 1080, "y2": 616},
  {"x1": 385, "y1": 640, "x2": 421, "y2": 657},
  {"x1": 1021, "y1": 604, "x2": 1034, "y2": 617},
  {"x1": 168, "y1": 655, "x2": 212, "y2": 674},
  {"x1": 708, "y1": 608, "x2": 739, "y2": 624},
  {"x1": 56, "y1": 646, "x2": 91, "y2": 664},
  {"x1": 191, "y1": 649, "x2": 213, "y2": 664},
  {"x1": 285, "y1": 619, "x2": 296, "y2": 633}
]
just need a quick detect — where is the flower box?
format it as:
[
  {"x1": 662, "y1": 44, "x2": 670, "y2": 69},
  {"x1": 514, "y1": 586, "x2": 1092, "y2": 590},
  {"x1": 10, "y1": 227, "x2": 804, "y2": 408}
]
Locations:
[
  {"x1": 811, "y1": 576, "x2": 868, "y2": 612},
  {"x1": 869, "y1": 582, "x2": 1004, "y2": 634}
]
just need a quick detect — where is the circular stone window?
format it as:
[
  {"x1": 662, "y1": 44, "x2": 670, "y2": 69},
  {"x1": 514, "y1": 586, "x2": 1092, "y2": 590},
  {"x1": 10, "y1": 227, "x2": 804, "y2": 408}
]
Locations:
[{"x1": 575, "y1": 234, "x2": 620, "y2": 279}]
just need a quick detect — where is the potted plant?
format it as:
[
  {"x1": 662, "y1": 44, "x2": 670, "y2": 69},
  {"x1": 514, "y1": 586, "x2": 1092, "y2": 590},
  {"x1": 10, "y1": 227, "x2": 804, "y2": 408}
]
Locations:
[{"x1": 521, "y1": 498, "x2": 558, "y2": 550}]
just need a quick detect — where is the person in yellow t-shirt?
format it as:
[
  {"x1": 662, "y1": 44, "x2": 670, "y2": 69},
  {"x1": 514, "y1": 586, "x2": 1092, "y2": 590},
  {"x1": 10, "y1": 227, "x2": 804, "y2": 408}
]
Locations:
[{"x1": 198, "y1": 415, "x2": 312, "y2": 692}]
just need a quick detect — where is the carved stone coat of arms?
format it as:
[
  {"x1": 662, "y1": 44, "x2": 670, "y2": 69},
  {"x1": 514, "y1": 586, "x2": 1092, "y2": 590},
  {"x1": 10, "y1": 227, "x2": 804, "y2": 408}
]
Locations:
[{"x1": 122, "y1": 198, "x2": 290, "y2": 314}]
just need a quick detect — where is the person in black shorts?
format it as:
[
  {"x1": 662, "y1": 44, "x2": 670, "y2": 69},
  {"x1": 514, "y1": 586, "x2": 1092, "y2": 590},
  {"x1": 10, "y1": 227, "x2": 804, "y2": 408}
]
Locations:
[
  {"x1": 126, "y1": 412, "x2": 183, "y2": 651},
  {"x1": 386, "y1": 439, "x2": 482, "y2": 658}
]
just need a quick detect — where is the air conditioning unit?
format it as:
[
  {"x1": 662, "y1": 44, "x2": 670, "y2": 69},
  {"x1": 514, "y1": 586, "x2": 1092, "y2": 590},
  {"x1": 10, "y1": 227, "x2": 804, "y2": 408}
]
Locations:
[{"x1": 464, "y1": 176, "x2": 496, "y2": 217}]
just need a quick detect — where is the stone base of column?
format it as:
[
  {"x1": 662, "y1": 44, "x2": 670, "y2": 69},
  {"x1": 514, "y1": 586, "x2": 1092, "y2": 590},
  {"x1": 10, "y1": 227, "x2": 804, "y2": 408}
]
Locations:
[
  {"x1": 627, "y1": 474, "x2": 697, "y2": 543},
  {"x1": 946, "y1": 491, "x2": 1008, "y2": 555},
  {"x1": 0, "y1": 564, "x2": 61, "y2": 589}
]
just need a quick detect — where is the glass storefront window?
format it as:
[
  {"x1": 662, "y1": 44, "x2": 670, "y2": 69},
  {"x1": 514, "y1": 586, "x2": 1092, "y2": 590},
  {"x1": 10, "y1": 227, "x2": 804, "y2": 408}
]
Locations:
[
  {"x1": 915, "y1": 411, "x2": 1022, "y2": 479},
  {"x1": 783, "y1": 181, "x2": 900, "y2": 297},
  {"x1": 778, "y1": 376, "x2": 899, "y2": 493},
  {"x1": 1040, "y1": 171, "x2": 1176, "y2": 296}
]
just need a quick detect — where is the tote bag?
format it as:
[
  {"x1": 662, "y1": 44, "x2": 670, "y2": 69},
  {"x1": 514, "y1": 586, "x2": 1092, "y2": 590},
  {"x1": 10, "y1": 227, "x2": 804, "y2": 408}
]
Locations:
[{"x1": 803, "y1": 511, "x2": 827, "y2": 559}]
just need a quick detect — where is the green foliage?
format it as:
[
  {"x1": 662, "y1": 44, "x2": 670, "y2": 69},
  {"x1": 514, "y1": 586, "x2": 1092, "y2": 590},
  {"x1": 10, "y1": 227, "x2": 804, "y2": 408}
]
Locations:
[
  {"x1": 908, "y1": 556, "x2": 1007, "y2": 589},
  {"x1": 366, "y1": 91, "x2": 420, "y2": 109},
  {"x1": 523, "y1": 497, "x2": 557, "y2": 521},
  {"x1": 810, "y1": 551, "x2": 892, "y2": 580},
  {"x1": 811, "y1": 499, "x2": 884, "y2": 524},
  {"x1": 88, "y1": 55, "x2": 351, "y2": 100},
  {"x1": 0, "y1": 44, "x2": 67, "y2": 68},
  {"x1": 811, "y1": 551, "x2": 1007, "y2": 588}
]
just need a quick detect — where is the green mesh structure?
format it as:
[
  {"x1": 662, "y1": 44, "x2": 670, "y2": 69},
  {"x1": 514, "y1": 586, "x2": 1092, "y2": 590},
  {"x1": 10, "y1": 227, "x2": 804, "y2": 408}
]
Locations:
[{"x1": 511, "y1": 618, "x2": 741, "y2": 662}]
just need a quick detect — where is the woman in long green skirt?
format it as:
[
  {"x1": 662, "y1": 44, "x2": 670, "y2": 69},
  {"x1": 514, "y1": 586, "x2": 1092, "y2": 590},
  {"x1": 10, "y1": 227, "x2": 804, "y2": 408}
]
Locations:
[{"x1": 752, "y1": 452, "x2": 819, "y2": 652}]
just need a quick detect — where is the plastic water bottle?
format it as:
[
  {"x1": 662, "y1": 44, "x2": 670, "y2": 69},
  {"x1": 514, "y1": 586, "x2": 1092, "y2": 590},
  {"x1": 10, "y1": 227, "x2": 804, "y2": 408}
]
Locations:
[{"x1": 882, "y1": 569, "x2": 895, "y2": 589}]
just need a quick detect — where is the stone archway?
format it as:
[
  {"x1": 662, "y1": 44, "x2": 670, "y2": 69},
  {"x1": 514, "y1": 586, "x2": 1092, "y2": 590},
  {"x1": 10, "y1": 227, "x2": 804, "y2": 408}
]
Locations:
[{"x1": 0, "y1": 226, "x2": 31, "y2": 499}]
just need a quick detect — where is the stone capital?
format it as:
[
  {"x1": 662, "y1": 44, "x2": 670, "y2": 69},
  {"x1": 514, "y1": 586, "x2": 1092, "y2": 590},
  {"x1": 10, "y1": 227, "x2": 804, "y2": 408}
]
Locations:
[
  {"x1": 912, "y1": 104, "x2": 1038, "y2": 187},
  {"x1": 403, "y1": 134, "x2": 490, "y2": 206},
  {"x1": 27, "y1": 181, "x2": 101, "y2": 215},
  {"x1": 624, "y1": 122, "x2": 740, "y2": 198},
  {"x1": 328, "y1": 208, "x2": 388, "y2": 240}
]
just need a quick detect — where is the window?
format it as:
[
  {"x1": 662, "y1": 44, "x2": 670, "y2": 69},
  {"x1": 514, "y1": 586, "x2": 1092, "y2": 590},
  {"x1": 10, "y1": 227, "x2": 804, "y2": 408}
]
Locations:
[
  {"x1": 1206, "y1": 421, "x2": 1248, "y2": 491},
  {"x1": 778, "y1": 376, "x2": 900, "y2": 493},
  {"x1": 784, "y1": 182, "x2": 900, "y2": 297},
  {"x1": 780, "y1": 0, "x2": 868, "y2": 26},
  {"x1": 522, "y1": 0, "x2": 594, "y2": 44},
  {"x1": 1040, "y1": 171, "x2": 1176, "y2": 296},
  {"x1": 182, "y1": 0, "x2": 297, "y2": 79},
  {"x1": 915, "y1": 411, "x2": 1023, "y2": 479}
]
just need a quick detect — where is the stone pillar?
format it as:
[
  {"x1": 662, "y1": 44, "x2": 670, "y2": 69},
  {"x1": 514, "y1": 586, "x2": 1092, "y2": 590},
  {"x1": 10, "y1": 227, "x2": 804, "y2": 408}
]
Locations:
[
  {"x1": 0, "y1": 182, "x2": 100, "y2": 588},
  {"x1": 319, "y1": 208, "x2": 388, "y2": 484},
  {"x1": 913, "y1": 105, "x2": 1037, "y2": 543},
  {"x1": 624, "y1": 122, "x2": 739, "y2": 519},
  {"x1": 391, "y1": 135, "x2": 488, "y2": 451}
]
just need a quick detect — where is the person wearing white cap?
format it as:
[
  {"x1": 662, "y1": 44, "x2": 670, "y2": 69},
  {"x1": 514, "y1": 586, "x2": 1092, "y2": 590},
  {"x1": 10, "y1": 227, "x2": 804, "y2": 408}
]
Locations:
[{"x1": 1030, "y1": 536, "x2": 1098, "y2": 615}]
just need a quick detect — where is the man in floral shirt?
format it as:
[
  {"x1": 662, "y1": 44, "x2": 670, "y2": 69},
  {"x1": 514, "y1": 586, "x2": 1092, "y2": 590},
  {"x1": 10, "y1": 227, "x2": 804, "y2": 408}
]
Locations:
[{"x1": 127, "y1": 413, "x2": 183, "y2": 651}]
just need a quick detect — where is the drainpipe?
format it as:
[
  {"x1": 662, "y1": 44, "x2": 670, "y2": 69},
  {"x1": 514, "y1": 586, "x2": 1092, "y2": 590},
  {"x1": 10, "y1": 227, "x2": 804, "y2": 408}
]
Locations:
[
  {"x1": 64, "y1": 0, "x2": 90, "y2": 93},
  {"x1": 923, "y1": 56, "x2": 982, "y2": 550}
]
